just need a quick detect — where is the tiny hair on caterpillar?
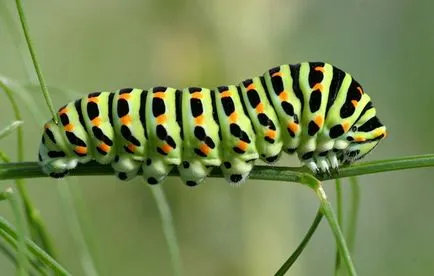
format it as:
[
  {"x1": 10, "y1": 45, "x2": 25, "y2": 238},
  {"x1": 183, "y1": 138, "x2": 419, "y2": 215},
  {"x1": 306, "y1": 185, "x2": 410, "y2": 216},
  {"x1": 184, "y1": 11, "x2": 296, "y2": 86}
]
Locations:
[{"x1": 38, "y1": 62, "x2": 387, "y2": 186}]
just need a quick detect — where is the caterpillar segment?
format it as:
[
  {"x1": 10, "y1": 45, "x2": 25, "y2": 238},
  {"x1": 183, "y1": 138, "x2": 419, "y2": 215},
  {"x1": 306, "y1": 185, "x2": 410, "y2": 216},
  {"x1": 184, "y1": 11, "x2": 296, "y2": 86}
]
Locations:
[
  {"x1": 38, "y1": 62, "x2": 387, "y2": 185},
  {"x1": 177, "y1": 87, "x2": 221, "y2": 186}
]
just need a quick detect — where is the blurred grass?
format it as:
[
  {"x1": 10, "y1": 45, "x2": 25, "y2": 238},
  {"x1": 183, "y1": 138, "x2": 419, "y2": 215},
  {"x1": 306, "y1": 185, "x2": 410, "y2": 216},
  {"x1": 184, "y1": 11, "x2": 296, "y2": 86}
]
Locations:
[{"x1": 1, "y1": 0, "x2": 434, "y2": 275}]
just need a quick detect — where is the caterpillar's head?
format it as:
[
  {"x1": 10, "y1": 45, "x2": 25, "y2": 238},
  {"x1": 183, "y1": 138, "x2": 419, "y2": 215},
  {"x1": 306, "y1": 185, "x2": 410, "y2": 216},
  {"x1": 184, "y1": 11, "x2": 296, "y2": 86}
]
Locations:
[{"x1": 339, "y1": 113, "x2": 387, "y2": 165}]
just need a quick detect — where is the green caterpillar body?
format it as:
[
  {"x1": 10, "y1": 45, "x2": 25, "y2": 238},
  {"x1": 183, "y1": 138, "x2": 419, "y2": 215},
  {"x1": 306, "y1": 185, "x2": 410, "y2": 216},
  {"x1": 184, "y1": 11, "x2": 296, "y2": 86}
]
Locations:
[{"x1": 38, "y1": 62, "x2": 387, "y2": 186}]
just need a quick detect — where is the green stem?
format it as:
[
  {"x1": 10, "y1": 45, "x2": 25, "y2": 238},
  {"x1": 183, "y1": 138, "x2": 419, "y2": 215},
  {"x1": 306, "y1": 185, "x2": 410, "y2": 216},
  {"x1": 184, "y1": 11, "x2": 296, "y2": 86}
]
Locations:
[
  {"x1": 14, "y1": 0, "x2": 58, "y2": 123},
  {"x1": 334, "y1": 178, "x2": 343, "y2": 276},
  {"x1": 0, "y1": 80, "x2": 56, "y2": 257},
  {"x1": 346, "y1": 177, "x2": 360, "y2": 253},
  {"x1": 315, "y1": 185, "x2": 358, "y2": 276},
  {"x1": 0, "y1": 217, "x2": 70, "y2": 275},
  {"x1": 274, "y1": 208, "x2": 323, "y2": 276},
  {"x1": 1, "y1": 154, "x2": 434, "y2": 181},
  {"x1": 149, "y1": 184, "x2": 183, "y2": 276}
]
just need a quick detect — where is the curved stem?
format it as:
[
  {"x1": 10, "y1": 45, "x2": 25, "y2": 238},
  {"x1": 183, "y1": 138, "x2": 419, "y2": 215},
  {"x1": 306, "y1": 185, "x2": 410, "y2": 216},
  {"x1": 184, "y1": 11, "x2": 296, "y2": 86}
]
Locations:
[
  {"x1": 14, "y1": 0, "x2": 58, "y2": 123},
  {"x1": 274, "y1": 208, "x2": 323, "y2": 276}
]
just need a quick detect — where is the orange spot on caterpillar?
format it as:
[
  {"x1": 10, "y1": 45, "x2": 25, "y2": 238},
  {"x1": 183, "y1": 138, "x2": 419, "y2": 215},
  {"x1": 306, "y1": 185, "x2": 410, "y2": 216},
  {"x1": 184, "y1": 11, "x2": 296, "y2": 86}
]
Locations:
[
  {"x1": 120, "y1": 114, "x2": 132, "y2": 125},
  {"x1": 314, "y1": 66, "x2": 325, "y2": 72},
  {"x1": 92, "y1": 117, "x2": 101, "y2": 126},
  {"x1": 229, "y1": 112, "x2": 238, "y2": 123},
  {"x1": 156, "y1": 115, "x2": 167, "y2": 124},
  {"x1": 237, "y1": 141, "x2": 248, "y2": 151},
  {"x1": 354, "y1": 136, "x2": 366, "y2": 142},
  {"x1": 342, "y1": 122, "x2": 350, "y2": 132},
  {"x1": 220, "y1": 91, "x2": 231, "y2": 98},
  {"x1": 195, "y1": 114, "x2": 204, "y2": 125},
  {"x1": 44, "y1": 123, "x2": 49, "y2": 129},
  {"x1": 64, "y1": 124, "x2": 74, "y2": 132},
  {"x1": 58, "y1": 107, "x2": 68, "y2": 115},
  {"x1": 127, "y1": 143, "x2": 136, "y2": 153},
  {"x1": 271, "y1": 72, "x2": 283, "y2": 78},
  {"x1": 312, "y1": 83, "x2": 324, "y2": 92},
  {"x1": 255, "y1": 103, "x2": 264, "y2": 113},
  {"x1": 154, "y1": 92, "x2": 165, "y2": 99},
  {"x1": 74, "y1": 146, "x2": 87, "y2": 155},
  {"x1": 357, "y1": 86, "x2": 364, "y2": 95},
  {"x1": 314, "y1": 115, "x2": 323, "y2": 127},
  {"x1": 279, "y1": 91, "x2": 288, "y2": 101},
  {"x1": 246, "y1": 84, "x2": 256, "y2": 91},
  {"x1": 98, "y1": 143, "x2": 110, "y2": 153},
  {"x1": 200, "y1": 143, "x2": 211, "y2": 155},
  {"x1": 191, "y1": 92, "x2": 202, "y2": 99},
  {"x1": 288, "y1": 122, "x2": 299, "y2": 133},
  {"x1": 119, "y1": 93, "x2": 131, "y2": 100},
  {"x1": 266, "y1": 130, "x2": 276, "y2": 139},
  {"x1": 161, "y1": 143, "x2": 172, "y2": 154},
  {"x1": 88, "y1": 97, "x2": 99, "y2": 103},
  {"x1": 351, "y1": 100, "x2": 358, "y2": 108}
]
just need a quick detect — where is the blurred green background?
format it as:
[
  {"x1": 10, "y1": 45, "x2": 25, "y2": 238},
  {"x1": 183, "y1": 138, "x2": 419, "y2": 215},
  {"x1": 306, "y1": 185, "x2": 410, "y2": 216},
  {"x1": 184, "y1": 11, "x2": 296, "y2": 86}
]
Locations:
[{"x1": 0, "y1": 0, "x2": 433, "y2": 275}]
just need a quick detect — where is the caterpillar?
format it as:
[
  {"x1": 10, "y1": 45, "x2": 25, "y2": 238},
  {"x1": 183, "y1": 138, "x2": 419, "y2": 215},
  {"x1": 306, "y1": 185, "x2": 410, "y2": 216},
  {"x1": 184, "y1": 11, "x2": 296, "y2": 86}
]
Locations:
[{"x1": 38, "y1": 62, "x2": 387, "y2": 186}]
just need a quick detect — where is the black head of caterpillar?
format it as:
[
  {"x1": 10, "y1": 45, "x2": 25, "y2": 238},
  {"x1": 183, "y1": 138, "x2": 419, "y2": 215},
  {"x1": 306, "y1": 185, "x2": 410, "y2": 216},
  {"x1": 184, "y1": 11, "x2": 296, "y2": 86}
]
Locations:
[{"x1": 38, "y1": 62, "x2": 387, "y2": 185}]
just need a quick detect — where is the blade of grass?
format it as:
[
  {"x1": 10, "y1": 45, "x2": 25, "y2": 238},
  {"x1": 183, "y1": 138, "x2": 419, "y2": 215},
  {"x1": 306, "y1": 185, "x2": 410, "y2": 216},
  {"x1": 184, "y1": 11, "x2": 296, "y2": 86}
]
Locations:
[
  {"x1": 0, "y1": 216, "x2": 70, "y2": 275},
  {"x1": 334, "y1": 178, "x2": 343, "y2": 276},
  {"x1": 14, "y1": 0, "x2": 58, "y2": 123},
  {"x1": 346, "y1": 177, "x2": 360, "y2": 253},
  {"x1": 274, "y1": 208, "x2": 324, "y2": 276},
  {"x1": 148, "y1": 183, "x2": 183, "y2": 276}
]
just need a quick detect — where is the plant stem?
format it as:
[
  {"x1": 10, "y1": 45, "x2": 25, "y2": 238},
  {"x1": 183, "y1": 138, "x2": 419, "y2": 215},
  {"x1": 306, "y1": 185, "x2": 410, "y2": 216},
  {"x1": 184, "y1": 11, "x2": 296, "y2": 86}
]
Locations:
[
  {"x1": 1, "y1": 154, "x2": 434, "y2": 181},
  {"x1": 334, "y1": 178, "x2": 343, "y2": 276},
  {"x1": 149, "y1": 184, "x2": 183, "y2": 276},
  {"x1": 14, "y1": 0, "x2": 58, "y2": 123},
  {"x1": 274, "y1": 208, "x2": 323, "y2": 276},
  {"x1": 347, "y1": 177, "x2": 360, "y2": 253},
  {"x1": 315, "y1": 185, "x2": 358, "y2": 276}
]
